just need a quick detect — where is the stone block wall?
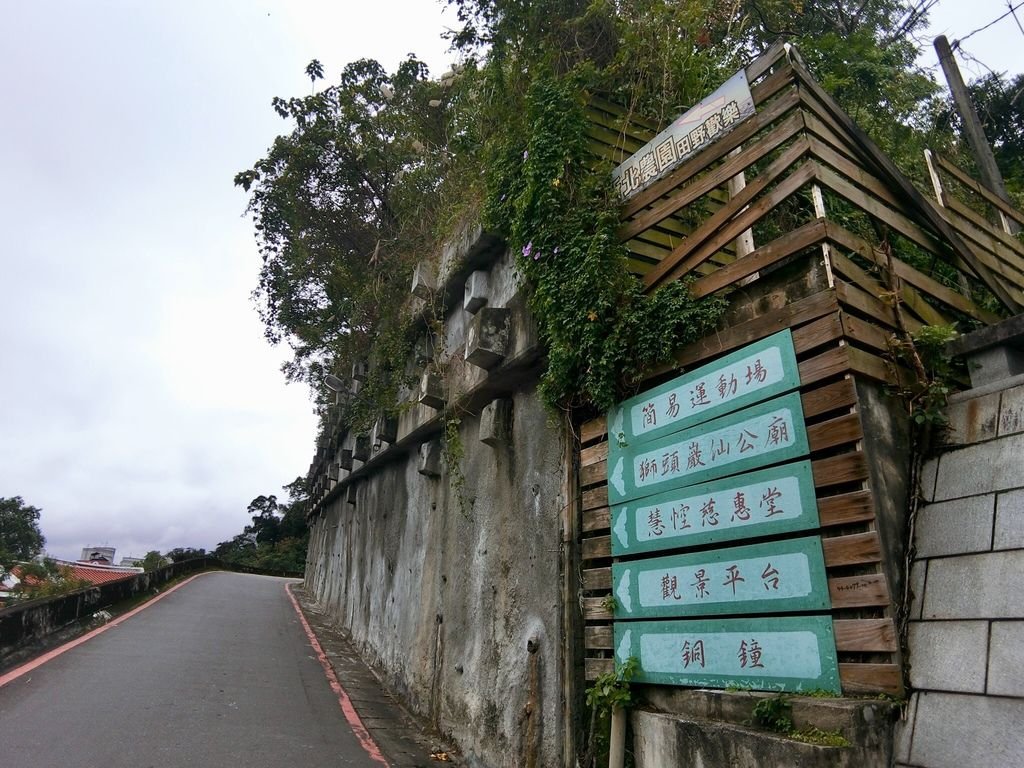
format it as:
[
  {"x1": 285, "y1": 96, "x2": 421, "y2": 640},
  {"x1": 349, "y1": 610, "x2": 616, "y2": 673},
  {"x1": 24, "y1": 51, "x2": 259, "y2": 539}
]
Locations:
[{"x1": 895, "y1": 381, "x2": 1024, "y2": 768}]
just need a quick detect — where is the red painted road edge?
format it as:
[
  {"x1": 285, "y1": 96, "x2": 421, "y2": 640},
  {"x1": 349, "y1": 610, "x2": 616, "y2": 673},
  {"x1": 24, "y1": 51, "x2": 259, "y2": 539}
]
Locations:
[
  {"x1": 0, "y1": 571, "x2": 212, "y2": 689},
  {"x1": 285, "y1": 582, "x2": 390, "y2": 767}
]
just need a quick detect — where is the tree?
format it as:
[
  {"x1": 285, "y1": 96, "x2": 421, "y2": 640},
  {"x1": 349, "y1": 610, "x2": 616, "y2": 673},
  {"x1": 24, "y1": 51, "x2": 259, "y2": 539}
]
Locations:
[
  {"x1": 235, "y1": 55, "x2": 453, "y2": 403},
  {"x1": 165, "y1": 547, "x2": 207, "y2": 563},
  {"x1": 0, "y1": 496, "x2": 45, "y2": 575},
  {"x1": 139, "y1": 551, "x2": 167, "y2": 572}
]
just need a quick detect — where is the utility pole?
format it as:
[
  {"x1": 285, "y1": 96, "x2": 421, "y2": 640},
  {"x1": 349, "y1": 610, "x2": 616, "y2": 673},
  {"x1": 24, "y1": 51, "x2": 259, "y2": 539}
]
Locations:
[{"x1": 934, "y1": 35, "x2": 1019, "y2": 233}]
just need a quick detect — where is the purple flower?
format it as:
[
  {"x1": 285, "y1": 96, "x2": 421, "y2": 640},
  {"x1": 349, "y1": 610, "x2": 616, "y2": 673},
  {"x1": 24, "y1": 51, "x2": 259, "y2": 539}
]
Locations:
[
  {"x1": 523, "y1": 149, "x2": 529, "y2": 160},
  {"x1": 522, "y1": 241, "x2": 533, "y2": 259}
]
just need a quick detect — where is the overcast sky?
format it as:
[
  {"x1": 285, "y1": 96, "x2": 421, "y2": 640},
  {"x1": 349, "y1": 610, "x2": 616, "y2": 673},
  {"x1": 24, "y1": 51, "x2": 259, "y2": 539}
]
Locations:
[{"x1": 1, "y1": 1, "x2": 1019, "y2": 563}]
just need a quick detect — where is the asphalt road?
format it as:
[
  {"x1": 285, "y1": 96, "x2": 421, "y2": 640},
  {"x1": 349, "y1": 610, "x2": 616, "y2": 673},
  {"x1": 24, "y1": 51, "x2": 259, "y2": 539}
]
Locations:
[{"x1": 0, "y1": 572, "x2": 386, "y2": 767}]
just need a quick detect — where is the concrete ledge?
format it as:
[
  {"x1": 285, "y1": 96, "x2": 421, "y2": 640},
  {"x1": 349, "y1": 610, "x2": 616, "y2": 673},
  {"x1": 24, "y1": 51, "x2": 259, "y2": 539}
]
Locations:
[
  {"x1": 639, "y1": 688, "x2": 896, "y2": 755},
  {"x1": 633, "y1": 706, "x2": 889, "y2": 768}
]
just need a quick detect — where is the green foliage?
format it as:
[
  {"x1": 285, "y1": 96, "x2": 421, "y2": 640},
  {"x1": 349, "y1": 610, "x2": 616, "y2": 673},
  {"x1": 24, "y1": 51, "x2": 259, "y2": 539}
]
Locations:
[
  {"x1": 583, "y1": 656, "x2": 639, "y2": 765},
  {"x1": 165, "y1": 547, "x2": 207, "y2": 563},
  {"x1": 215, "y1": 478, "x2": 310, "y2": 572},
  {"x1": 890, "y1": 324, "x2": 959, "y2": 427},
  {"x1": 937, "y1": 72, "x2": 1024, "y2": 205},
  {"x1": 751, "y1": 693, "x2": 794, "y2": 732},
  {"x1": 0, "y1": 496, "x2": 45, "y2": 575},
  {"x1": 139, "y1": 551, "x2": 168, "y2": 572},
  {"x1": 750, "y1": 693, "x2": 852, "y2": 746},
  {"x1": 241, "y1": 0, "x2": 962, "y2": 446},
  {"x1": 484, "y1": 74, "x2": 725, "y2": 410}
]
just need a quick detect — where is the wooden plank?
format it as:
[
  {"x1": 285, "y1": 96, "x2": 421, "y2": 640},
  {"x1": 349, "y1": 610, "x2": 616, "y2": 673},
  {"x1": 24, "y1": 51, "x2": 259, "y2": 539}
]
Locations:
[
  {"x1": 833, "y1": 619, "x2": 897, "y2": 652},
  {"x1": 585, "y1": 625, "x2": 614, "y2": 650},
  {"x1": 825, "y1": 222, "x2": 1000, "y2": 324},
  {"x1": 802, "y1": 377, "x2": 856, "y2": 420},
  {"x1": 937, "y1": 193, "x2": 1024, "y2": 264},
  {"x1": 581, "y1": 416, "x2": 607, "y2": 444},
  {"x1": 834, "y1": 279, "x2": 904, "y2": 331},
  {"x1": 848, "y1": 346, "x2": 897, "y2": 386},
  {"x1": 812, "y1": 163, "x2": 947, "y2": 261},
  {"x1": 817, "y1": 490, "x2": 875, "y2": 527},
  {"x1": 582, "y1": 506, "x2": 610, "y2": 533},
  {"x1": 582, "y1": 535, "x2": 611, "y2": 561},
  {"x1": 791, "y1": 311, "x2": 844, "y2": 358},
  {"x1": 839, "y1": 663, "x2": 902, "y2": 695},
  {"x1": 791, "y1": 62, "x2": 1022, "y2": 312},
  {"x1": 584, "y1": 598, "x2": 613, "y2": 622},
  {"x1": 841, "y1": 312, "x2": 894, "y2": 355},
  {"x1": 797, "y1": 345, "x2": 852, "y2": 387},
  {"x1": 645, "y1": 144, "x2": 815, "y2": 290},
  {"x1": 619, "y1": 109, "x2": 805, "y2": 241},
  {"x1": 670, "y1": 290, "x2": 840, "y2": 373},
  {"x1": 588, "y1": 95, "x2": 661, "y2": 134},
  {"x1": 798, "y1": 65, "x2": 1024, "y2": 313},
  {"x1": 934, "y1": 151, "x2": 1024, "y2": 229},
  {"x1": 802, "y1": 109, "x2": 863, "y2": 169},
  {"x1": 809, "y1": 135, "x2": 904, "y2": 211},
  {"x1": 585, "y1": 656, "x2": 614, "y2": 680},
  {"x1": 822, "y1": 531, "x2": 882, "y2": 567},
  {"x1": 582, "y1": 486, "x2": 608, "y2": 511},
  {"x1": 581, "y1": 460, "x2": 606, "y2": 488},
  {"x1": 830, "y1": 249, "x2": 949, "y2": 328},
  {"x1": 583, "y1": 567, "x2": 612, "y2": 591},
  {"x1": 692, "y1": 220, "x2": 828, "y2": 299},
  {"x1": 812, "y1": 453, "x2": 868, "y2": 488},
  {"x1": 828, "y1": 573, "x2": 890, "y2": 608},
  {"x1": 581, "y1": 442, "x2": 608, "y2": 468},
  {"x1": 808, "y1": 412, "x2": 862, "y2": 453},
  {"x1": 745, "y1": 40, "x2": 789, "y2": 84}
]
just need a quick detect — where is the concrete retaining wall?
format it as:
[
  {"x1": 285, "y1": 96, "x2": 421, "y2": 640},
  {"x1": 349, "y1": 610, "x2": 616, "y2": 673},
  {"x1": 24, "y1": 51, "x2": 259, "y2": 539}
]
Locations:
[
  {"x1": 895, "y1": 379, "x2": 1024, "y2": 767},
  {"x1": 307, "y1": 387, "x2": 565, "y2": 768},
  {"x1": 305, "y1": 238, "x2": 569, "y2": 768}
]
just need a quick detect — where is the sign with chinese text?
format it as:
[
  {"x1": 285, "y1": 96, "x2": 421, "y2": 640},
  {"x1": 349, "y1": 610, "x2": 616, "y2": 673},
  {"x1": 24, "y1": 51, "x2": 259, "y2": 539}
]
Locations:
[
  {"x1": 608, "y1": 392, "x2": 808, "y2": 505},
  {"x1": 614, "y1": 616, "x2": 840, "y2": 693},
  {"x1": 612, "y1": 536, "x2": 828, "y2": 619},
  {"x1": 612, "y1": 69, "x2": 756, "y2": 200},
  {"x1": 608, "y1": 330, "x2": 798, "y2": 450},
  {"x1": 611, "y1": 460, "x2": 819, "y2": 556}
]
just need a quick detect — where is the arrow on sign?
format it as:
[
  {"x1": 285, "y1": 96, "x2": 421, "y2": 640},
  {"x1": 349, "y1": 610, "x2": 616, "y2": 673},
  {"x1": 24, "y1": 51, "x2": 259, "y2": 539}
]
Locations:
[
  {"x1": 616, "y1": 567, "x2": 633, "y2": 614},
  {"x1": 610, "y1": 457, "x2": 625, "y2": 496},
  {"x1": 617, "y1": 628, "x2": 632, "y2": 664},
  {"x1": 613, "y1": 507, "x2": 629, "y2": 549}
]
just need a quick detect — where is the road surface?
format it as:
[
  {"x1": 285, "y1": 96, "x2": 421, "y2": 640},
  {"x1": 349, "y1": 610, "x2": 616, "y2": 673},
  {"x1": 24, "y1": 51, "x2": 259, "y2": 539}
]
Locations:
[{"x1": 0, "y1": 571, "x2": 387, "y2": 767}]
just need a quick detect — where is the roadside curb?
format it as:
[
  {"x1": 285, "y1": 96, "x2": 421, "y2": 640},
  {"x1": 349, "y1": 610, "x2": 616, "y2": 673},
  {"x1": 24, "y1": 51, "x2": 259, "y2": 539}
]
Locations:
[{"x1": 286, "y1": 583, "x2": 460, "y2": 767}]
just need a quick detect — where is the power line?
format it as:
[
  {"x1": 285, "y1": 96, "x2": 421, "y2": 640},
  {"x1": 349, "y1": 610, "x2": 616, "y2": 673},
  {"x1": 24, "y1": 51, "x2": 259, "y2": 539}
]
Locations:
[{"x1": 953, "y1": 1, "x2": 1024, "y2": 46}]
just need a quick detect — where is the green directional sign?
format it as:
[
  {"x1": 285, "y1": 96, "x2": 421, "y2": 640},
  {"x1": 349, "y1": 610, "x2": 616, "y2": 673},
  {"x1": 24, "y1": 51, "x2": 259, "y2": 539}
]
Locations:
[
  {"x1": 614, "y1": 615, "x2": 840, "y2": 693},
  {"x1": 608, "y1": 392, "x2": 808, "y2": 505},
  {"x1": 607, "y1": 330, "x2": 799, "y2": 450},
  {"x1": 612, "y1": 536, "x2": 828, "y2": 619},
  {"x1": 611, "y1": 461, "x2": 819, "y2": 556}
]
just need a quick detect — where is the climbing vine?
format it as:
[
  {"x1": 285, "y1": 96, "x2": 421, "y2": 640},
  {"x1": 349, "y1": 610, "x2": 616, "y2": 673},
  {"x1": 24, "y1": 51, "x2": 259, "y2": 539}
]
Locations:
[{"x1": 484, "y1": 74, "x2": 725, "y2": 412}]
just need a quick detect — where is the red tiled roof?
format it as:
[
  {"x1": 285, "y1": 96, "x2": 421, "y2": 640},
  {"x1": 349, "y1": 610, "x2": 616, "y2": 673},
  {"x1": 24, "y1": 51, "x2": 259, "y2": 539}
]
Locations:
[{"x1": 63, "y1": 563, "x2": 140, "y2": 585}]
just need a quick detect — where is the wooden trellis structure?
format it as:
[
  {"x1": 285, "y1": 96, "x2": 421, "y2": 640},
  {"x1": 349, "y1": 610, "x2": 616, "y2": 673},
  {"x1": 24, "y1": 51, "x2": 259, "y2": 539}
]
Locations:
[{"x1": 576, "y1": 41, "x2": 1024, "y2": 695}]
